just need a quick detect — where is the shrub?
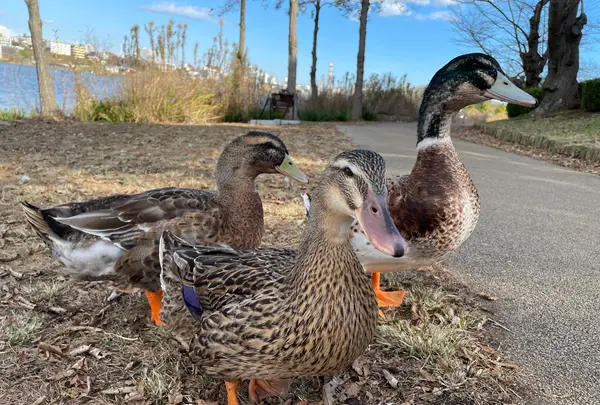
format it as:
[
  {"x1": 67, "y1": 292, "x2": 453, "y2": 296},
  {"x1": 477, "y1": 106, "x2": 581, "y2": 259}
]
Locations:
[
  {"x1": 581, "y1": 78, "x2": 600, "y2": 112},
  {"x1": 506, "y1": 87, "x2": 544, "y2": 118}
]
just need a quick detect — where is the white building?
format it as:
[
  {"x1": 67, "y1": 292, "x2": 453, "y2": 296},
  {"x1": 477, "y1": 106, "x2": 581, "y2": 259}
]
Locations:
[
  {"x1": 0, "y1": 36, "x2": 11, "y2": 47},
  {"x1": 47, "y1": 40, "x2": 71, "y2": 56},
  {"x1": 139, "y1": 47, "x2": 153, "y2": 62},
  {"x1": 0, "y1": 25, "x2": 10, "y2": 40}
]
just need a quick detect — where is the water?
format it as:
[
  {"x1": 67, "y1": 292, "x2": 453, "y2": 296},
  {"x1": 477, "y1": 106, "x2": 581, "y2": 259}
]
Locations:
[{"x1": 0, "y1": 62, "x2": 120, "y2": 114}]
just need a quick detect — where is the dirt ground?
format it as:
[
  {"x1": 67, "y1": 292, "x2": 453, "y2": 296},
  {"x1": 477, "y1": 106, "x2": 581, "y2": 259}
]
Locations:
[{"x1": 1, "y1": 120, "x2": 521, "y2": 405}]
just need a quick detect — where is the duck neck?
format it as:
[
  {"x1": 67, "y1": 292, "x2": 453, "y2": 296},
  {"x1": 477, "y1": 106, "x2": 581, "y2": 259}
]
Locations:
[
  {"x1": 287, "y1": 194, "x2": 366, "y2": 289},
  {"x1": 416, "y1": 96, "x2": 454, "y2": 147},
  {"x1": 215, "y1": 168, "x2": 264, "y2": 249}
]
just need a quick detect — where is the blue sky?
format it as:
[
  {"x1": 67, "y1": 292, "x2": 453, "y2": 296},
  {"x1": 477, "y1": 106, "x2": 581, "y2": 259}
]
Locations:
[{"x1": 0, "y1": 1, "x2": 597, "y2": 86}]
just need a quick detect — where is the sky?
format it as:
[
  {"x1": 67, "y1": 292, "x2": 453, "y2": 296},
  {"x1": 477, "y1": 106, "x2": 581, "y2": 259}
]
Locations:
[{"x1": 0, "y1": 0, "x2": 598, "y2": 87}]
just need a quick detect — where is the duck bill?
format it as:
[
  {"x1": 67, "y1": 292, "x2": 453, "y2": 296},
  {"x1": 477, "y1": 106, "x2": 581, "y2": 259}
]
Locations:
[
  {"x1": 276, "y1": 154, "x2": 309, "y2": 183},
  {"x1": 355, "y1": 189, "x2": 406, "y2": 258},
  {"x1": 484, "y1": 71, "x2": 538, "y2": 107}
]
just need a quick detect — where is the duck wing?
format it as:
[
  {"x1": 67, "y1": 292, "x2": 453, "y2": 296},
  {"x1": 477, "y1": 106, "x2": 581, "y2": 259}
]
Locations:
[
  {"x1": 53, "y1": 187, "x2": 219, "y2": 247},
  {"x1": 159, "y1": 231, "x2": 295, "y2": 313}
]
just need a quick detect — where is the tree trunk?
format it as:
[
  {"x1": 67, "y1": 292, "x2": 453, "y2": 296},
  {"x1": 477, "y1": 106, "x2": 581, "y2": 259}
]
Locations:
[
  {"x1": 286, "y1": 0, "x2": 299, "y2": 120},
  {"x1": 238, "y1": 0, "x2": 246, "y2": 64},
  {"x1": 310, "y1": 0, "x2": 321, "y2": 103},
  {"x1": 24, "y1": 0, "x2": 61, "y2": 117},
  {"x1": 535, "y1": 0, "x2": 586, "y2": 115},
  {"x1": 521, "y1": 0, "x2": 549, "y2": 88},
  {"x1": 351, "y1": 0, "x2": 369, "y2": 121}
]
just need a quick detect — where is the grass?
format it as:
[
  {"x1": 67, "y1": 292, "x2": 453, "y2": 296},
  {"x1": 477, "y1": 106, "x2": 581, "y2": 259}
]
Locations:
[
  {"x1": 0, "y1": 120, "x2": 521, "y2": 404},
  {"x1": 486, "y1": 110, "x2": 600, "y2": 145},
  {"x1": 0, "y1": 108, "x2": 32, "y2": 121}
]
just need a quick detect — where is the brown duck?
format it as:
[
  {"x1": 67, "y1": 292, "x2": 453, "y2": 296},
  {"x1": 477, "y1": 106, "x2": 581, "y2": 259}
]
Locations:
[
  {"x1": 158, "y1": 149, "x2": 407, "y2": 405},
  {"x1": 21, "y1": 131, "x2": 308, "y2": 325},
  {"x1": 302, "y1": 53, "x2": 538, "y2": 309}
]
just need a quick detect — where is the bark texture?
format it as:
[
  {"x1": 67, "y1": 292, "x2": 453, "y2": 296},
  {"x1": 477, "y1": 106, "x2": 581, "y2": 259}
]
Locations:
[
  {"x1": 351, "y1": 0, "x2": 370, "y2": 121},
  {"x1": 25, "y1": 0, "x2": 61, "y2": 117}
]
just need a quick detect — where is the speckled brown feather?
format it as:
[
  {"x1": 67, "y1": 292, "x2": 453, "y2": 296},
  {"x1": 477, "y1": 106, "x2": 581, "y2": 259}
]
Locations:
[
  {"x1": 385, "y1": 140, "x2": 480, "y2": 262},
  {"x1": 158, "y1": 150, "x2": 384, "y2": 383},
  {"x1": 21, "y1": 132, "x2": 297, "y2": 291}
]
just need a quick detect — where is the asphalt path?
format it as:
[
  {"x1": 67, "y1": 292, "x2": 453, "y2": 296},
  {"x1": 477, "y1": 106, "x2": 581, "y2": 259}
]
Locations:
[{"x1": 337, "y1": 122, "x2": 600, "y2": 405}]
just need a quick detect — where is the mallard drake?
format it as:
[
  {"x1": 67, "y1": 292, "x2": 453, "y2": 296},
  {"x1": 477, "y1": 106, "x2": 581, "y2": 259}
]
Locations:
[
  {"x1": 21, "y1": 131, "x2": 308, "y2": 325},
  {"x1": 303, "y1": 53, "x2": 537, "y2": 309},
  {"x1": 158, "y1": 149, "x2": 406, "y2": 405}
]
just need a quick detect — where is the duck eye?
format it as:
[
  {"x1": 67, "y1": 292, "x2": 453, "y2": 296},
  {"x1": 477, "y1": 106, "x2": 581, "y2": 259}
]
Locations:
[{"x1": 343, "y1": 167, "x2": 354, "y2": 177}]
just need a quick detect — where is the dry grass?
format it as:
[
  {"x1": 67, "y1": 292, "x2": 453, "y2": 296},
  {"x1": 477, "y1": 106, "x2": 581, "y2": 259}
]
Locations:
[
  {"x1": 453, "y1": 125, "x2": 600, "y2": 176},
  {"x1": 0, "y1": 120, "x2": 521, "y2": 404},
  {"x1": 486, "y1": 110, "x2": 600, "y2": 145}
]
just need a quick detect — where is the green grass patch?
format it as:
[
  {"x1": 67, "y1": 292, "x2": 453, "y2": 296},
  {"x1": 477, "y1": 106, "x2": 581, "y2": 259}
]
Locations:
[
  {"x1": 487, "y1": 110, "x2": 600, "y2": 145},
  {"x1": 0, "y1": 108, "x2": 33, "y2": 121}
]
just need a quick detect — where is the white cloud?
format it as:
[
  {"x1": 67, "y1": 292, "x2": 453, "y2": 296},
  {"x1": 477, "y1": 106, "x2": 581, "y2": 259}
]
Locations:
[
  {"x1": 433, "y1": 0, "x2": 457, "y2": 5},
  {"x1": 379, "y1": 1, "x2": 412, "y2": 17},
  {"x1": 44, "y1": 19, "x2": 55, "y2": 24},
  {"x1": 142, "y1": 3, "x2": 214, "y2": 21},
  {"x1": 414, "y1": 10, "x2": 452, "y2": 20}
]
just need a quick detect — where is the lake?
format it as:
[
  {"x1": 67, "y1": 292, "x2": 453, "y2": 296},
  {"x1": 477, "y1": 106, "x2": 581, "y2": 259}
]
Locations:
[{"x1": 0, "y1": 62, "x2": 120, "y2": 114}]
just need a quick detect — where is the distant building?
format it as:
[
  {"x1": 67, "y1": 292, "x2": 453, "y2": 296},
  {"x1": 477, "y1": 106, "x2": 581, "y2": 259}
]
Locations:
[
  {"x1": 14, "y1": 35, "x2": 32, "y2": 47},
  {"x1": 0, "y1": 36, "x2": 10, "y2": 47},
  {"x1": 0, "y1": 25, "x2": 10, "y2": 40},
  {"x1": 47, "y1": 40, "x2": 71, "y2": 56},
  {"x1": 71, "y1": 44, "x2": 87, "y2": 59}
]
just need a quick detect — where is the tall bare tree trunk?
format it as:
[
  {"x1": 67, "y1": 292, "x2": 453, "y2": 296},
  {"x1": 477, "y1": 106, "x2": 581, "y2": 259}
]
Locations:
[
  {"x1": 238, "y1": 0, "x2": 246, "y2": 64},
  {"x1": 521, "y1": 0, "x2": 549, "y2": 87},
  {"x1": 310, "y1": 0, "x2": 321, "y2": 103},
  {"x1": 535, "y1": 0, "x2": 586, "y2": 115},
  {"x1": 351, "y1": 0, "x2": 369, "y2": 121},
  {"x1": 287, "y1": 0, "x2": 299, "y2": 120},
  {"x1": 24, "y1": 0, "x2": 61, "y2": 117}
]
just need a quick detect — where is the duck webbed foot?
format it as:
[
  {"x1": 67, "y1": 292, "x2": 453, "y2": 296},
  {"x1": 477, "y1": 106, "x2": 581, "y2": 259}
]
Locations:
[
  {"x1": 145, "y1": 290, "x2": 166, "y2": 326},
  {"x1": 371, "y1": 272, "x2": 408, "y2": 309},
  {"x1": 248, "y1": 379, "x2": 291, "y2": 403},
  {"x1": 225, "y1": 380, "x2": 241, "y2": 405}
]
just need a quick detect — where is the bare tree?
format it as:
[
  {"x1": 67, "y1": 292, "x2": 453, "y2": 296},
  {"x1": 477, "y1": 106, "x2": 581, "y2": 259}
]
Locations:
[
  {"x1": 287, "y1": 0, "x2": 299, "y2": 120},
  {"x1": 535, "y1": 0, "x2": 587, "y2": 114},
  {"x1": 351, "y1": 0, "x2": 370, "y2": 121},
  {"x1": 302, "y1": 0, "x2": 353, "y2": 101},
  {"x1": 451, "y1": 0, "x2": 550, "y2": 88},
  {"x1": 24, "y1": 0, "x2": 61, "y2": 117},
  {"x1": 83, "y1": 26, "x2": 111, "y2": 56},
  {"x1": 221, "y1": 0, "x2": 247, "y2": 66}
]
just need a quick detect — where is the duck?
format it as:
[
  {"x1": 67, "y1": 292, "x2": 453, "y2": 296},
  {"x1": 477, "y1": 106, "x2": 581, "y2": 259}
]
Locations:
[
  {"x1": 21, "y1": 131, "x2": 308, "y2": 325},
  {"x1": 157, "y1": 149, "x2": 407, "y2": 405},
  {"x1": 302, "y1": 53, "x2": 538, "y2": 309}
]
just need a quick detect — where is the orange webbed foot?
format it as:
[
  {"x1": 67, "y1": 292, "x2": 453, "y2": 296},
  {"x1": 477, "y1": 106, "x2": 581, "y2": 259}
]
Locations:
[
  {"x1": 248, "y1": 379, "x2": 291, "y2": 403},
  {"x1": 225, "y1": 380, "x2": 241, "y2": 405},
  {"x1": 371, "y1": 272, "x2": 408, "y2": 310},
  {"x1": 145, "y1": 290, "x2": 166, "y2": 326}
]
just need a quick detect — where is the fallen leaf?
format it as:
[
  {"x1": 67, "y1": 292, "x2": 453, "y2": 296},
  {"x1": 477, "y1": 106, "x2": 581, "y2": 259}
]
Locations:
[
  {"x1": 478, "y1": 293, "x2": 498, "y2": 301},
  {"x1": 382, "y1": 369, "x2": 399, "y2": 389},
  {"x1": 71, "y1": 357, "x2": 87, "y2": 370},
  {"x1": 48, "y1": 369, "x2": 75, "y2": 381},
  {"x1": 49, "y1": 306, "x2": 67, "y2": 315},
  {"x1": 89, "y1": 347, "x2": 108, "y2": 359},
  {"x1": 101, "y1": 386, "x2": 137, "y2": 395},
  {"x1": 38, "y1": 342, "x2": 63, "y2": 356},
  {"x1": 31, "y1": 396, "x2": 47, "y2": 405},
  {"x1": 68, "y1": 345, "x2": 91, "y2": 356}
]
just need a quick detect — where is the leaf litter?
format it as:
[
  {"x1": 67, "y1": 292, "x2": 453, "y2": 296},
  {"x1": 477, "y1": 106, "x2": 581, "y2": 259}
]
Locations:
[{"x1": 0, "y1": 120, "x2": 523, "y2": 404}]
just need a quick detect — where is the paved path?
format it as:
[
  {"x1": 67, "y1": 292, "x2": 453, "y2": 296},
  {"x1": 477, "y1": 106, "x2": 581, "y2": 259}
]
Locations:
[{"x1": 338, "y1": 122, "x2": 600, "y2": 405}]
